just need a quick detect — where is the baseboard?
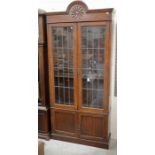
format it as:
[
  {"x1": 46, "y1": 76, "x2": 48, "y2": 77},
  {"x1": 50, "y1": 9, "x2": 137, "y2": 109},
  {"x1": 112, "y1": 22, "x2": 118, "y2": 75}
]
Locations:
[
  {"x1": 51, "y1": 133, "x2": 110, "y2": 149},
  {"x1": 38, "y1": 132, "x2": 50, "y2": 140}
]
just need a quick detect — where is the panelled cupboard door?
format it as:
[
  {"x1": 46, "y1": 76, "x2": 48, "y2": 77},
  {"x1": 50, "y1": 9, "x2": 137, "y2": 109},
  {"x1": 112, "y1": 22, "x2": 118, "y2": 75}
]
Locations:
[
  {"x1": 78, "y1": 113, "x2": 108, "y2": 141},
  {"x1": 48, "y1": 23, "x2": 78, "y2": 110},
  {"x1": 77, "y1": 22, "x2": 111, "y2": 113},
  {"x1": 51, "y1": 108, "x2": 78, "y2": 137}
]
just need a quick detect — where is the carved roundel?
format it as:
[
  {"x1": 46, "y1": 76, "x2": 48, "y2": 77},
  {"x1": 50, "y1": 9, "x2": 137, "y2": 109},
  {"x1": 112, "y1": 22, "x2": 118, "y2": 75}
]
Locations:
[
  {"x1": 67, "y1": 1, "x2": 88, "y2": 20},
  {"x1": 70, "y1": 5, "x2": 86, "y2": 19}
]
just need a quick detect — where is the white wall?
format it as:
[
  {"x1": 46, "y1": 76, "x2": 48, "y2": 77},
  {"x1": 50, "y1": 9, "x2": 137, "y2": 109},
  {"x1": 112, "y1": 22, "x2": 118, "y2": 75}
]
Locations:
[
  {"x1": 110, "y1": 11, "x2": 117, "y2": 139},
  {"x1": 38, "y1": 0, "x2": 117, "y2": 140}
]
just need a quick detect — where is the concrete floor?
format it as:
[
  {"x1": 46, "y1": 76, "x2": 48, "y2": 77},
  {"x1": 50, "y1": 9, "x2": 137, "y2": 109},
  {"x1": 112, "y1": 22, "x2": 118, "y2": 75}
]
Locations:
[{"x1": 39, "y1": 139, "x2": 117, "y2": 155}]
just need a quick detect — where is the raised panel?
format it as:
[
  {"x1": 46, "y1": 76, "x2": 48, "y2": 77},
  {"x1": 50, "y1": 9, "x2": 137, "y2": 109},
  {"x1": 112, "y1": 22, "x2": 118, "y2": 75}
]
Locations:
[
  {"x1": 52, "y1": 109, "x2": 77, "y2": 136},
  {"x1": 81, "y1": 116, "x2": 103, "y2": 137},
  {"x1": 39, "y1": 15, "x2": 46, "y2": 44},
  {"x1": 79, "y1": 114, "x2": 108, "y2": 141},
  {"x1": 38, "y1": 46, "x2": 46, "y2": 106},
  {"x1": 38, "y1": 110, "x2": 49, "y2": 133}
]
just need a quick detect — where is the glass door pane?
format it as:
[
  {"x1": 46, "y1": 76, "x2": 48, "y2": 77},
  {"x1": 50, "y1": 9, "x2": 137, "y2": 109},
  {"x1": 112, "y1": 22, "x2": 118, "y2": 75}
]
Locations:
[
  {"x1": 80, "y1": 26, "x2": 106, "y2": 108},
  {"x1": 52, "y1": 26, "x2": 74, "y2": 105}
]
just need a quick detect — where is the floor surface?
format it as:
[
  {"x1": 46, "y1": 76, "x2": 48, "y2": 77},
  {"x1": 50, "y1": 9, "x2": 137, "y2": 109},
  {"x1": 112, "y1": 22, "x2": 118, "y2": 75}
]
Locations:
[{"x1": 39, "y1": 139, "x2": 117, "y2": 155}]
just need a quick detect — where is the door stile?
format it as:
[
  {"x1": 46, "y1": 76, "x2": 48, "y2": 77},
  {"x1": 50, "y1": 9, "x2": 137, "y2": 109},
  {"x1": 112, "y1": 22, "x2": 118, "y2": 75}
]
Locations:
[
  {"x1": 73, "y1": 23, "x2": 78, "y2": 111},
  {"x1": 102, "y1": 22, "x2": 111, "y2": 113},
  {"x1": 47, "y1": 24, "x2": 55, "y2": 108}
]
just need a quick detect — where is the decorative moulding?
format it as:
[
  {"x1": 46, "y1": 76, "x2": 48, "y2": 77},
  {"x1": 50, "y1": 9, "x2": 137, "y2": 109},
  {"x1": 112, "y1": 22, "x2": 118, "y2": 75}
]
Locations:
[{"x1": 66, "y1": 1, "x2": 88, "y2": 20}]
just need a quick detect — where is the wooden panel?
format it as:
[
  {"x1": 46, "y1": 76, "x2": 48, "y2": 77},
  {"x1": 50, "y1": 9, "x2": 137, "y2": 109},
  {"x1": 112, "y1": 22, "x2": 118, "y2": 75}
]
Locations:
[
  {"x1": 38, "y1": 45, "x2": 46, "y2": 106},
  {"x1": 38, "y1": 13, "x2": 49, "y2": 107},
  {"x1": 79, "y1": 113, "x2": 108, "y2": 141},
  {"x1": 38, "y1": 109, "x2": 50, "y2": 133},
  {"x1": 81, "y1": 116, "x2": 103, "y2": 137},
  {"x1": 51, "y1": 109, "x2": 77, "y2": 136},
  {"x1": 39, "y1": 15, "x2": 46, "y2": 44},
  {"x1": 46, "y1": 13, "x2": 112, "y2": 24},
  {"x1": 51, "y1": 133, "x2": 109, "y2": 148},
  {"x1": 38, "y1": 44, "x2": 49, "y2": 107},
  {"x1": 55, "y1": 112, "x2": 75, "y2": 132}
]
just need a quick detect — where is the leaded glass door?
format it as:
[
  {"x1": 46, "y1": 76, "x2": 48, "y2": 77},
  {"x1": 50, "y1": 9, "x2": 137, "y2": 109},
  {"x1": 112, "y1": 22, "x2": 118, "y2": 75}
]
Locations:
[
  {"x1": 48, "y1": 23, "x2": 78, "y2": 110},
  {"x1": 78, "y1": 22, "x2": 110, "y2": 112}
]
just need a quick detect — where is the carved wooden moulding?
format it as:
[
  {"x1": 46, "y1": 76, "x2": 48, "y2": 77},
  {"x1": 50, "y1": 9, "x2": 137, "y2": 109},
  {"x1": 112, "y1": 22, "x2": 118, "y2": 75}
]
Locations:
[{"x1": 67, "y1": 1, "x2": 88, "y2": 20}]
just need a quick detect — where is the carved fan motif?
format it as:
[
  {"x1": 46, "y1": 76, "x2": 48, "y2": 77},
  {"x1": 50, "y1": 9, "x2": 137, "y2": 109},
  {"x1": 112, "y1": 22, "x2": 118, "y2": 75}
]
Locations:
[{"x1": 69, "y1": 5, "x2": 86, "y2": 19}]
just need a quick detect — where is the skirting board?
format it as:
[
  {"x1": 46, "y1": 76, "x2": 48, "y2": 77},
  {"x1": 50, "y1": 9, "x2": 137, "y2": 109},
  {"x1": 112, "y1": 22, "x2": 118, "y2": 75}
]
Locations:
[
  {"x1": 39, "y1": 132, "x2": 50, "y2": 140},
  {"x1": 50, "y1": 133, "x2": 111, "y2": 149}
]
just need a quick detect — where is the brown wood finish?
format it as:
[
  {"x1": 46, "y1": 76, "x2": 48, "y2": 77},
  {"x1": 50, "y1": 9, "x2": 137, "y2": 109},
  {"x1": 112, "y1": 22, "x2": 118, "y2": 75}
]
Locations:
[
  {"x1": 51, "y1": 133, "x2": 110, "y2": 149},
  {"x1": 38, "y1": 13, "x2": 49, "y2": 107},
  {"x1": 38, "y1": 45, "x2": 47, "y2": 106},
  {"x1": 79, "y1": 113, "x2": 108, "y2": 141},
  {"x1": 38, "y1": 12, "x2": 50, "y2": 140},
  {"x1": 44, "y1": 1, "x2": 113, "y2": 148},
  {"x1": 46, "y1": 1, "x2": 112, "y2": 24},
  {"x1": 39, "y1": 14, "x2": 46, "y2": 44},
  {"x1": 51, "y1": 108, "x2": 78, "y2": 137},
  {"x1": 38, "y1": 108, "x2": 50, "y2": 140},
  {"x1": 38, "y1": 109, "x2": 50, "y2": 133},
  {"x1": 46, "y1": 12, "x2": 112, "y2": 24}
]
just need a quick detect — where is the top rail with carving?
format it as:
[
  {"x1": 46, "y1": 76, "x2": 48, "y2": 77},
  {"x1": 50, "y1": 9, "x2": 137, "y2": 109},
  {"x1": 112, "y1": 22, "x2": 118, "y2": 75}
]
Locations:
[{"x1": 46, "y1": 1, "x2": 113, "y2": 23}]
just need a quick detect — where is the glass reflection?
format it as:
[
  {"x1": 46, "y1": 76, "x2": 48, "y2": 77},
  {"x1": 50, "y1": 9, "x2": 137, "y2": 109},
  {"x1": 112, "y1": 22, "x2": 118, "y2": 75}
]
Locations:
[
  {"x1": 81, "y1": 26, "x2": 106, "y2": 108},
  {"x1": 52, "y1": 26, "x2": 74, "y2": 105}
]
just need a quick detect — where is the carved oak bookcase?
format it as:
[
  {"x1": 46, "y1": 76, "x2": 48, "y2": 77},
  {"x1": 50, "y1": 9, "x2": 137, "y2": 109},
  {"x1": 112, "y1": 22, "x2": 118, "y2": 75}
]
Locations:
[
  {"x1": 42, "y1": 1, "x2": 113, "y2": 148},
  {"x1": 38, "y1": 10, "x2": 50, "y2": 140}
]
